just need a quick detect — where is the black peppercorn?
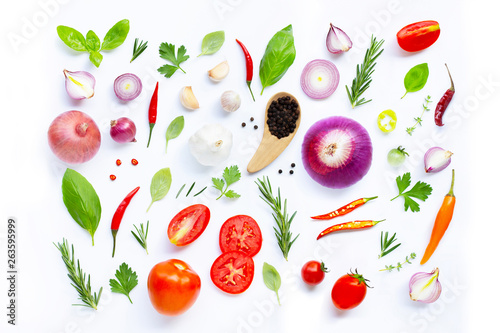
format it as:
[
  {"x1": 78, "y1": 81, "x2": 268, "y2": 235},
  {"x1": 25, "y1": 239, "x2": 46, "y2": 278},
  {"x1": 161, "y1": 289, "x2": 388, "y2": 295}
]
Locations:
[
  {"x1": 254, "y1": 125, "x2": 258, "y2": 129},
  {"x1": 289, "y1": 170, "x2": 294, "y2": 174},
  {"x1": 291, "y1": 163, "x2": 296, "y2": 168},
  {"x1": 278, "y1": 169, "x2": 283, "y2": 174}
]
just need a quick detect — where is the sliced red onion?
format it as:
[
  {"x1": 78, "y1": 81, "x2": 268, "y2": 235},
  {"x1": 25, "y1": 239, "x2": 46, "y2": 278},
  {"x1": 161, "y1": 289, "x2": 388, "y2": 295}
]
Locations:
[
  {"x1": 110, "y1": 117, "x2": 137, "y2": 143},
  {"x1": 302, "y1": 116, "x2": 372, "y2": 189},
  {"x1": 114, "y1": 73, "x2": 142, "y2": 101},
  {"x1": 300, "y1": 59, "x2": 340, "y2": 99},
  {"x1": 424, "y1": 147, "x2": 453, "y2": 173},
  {"x1": 409, "y1": 268, "x2": 442, "y2": 303},
  {"x1": 326, "y1": 23, "x2": 352, "y2": 54},
  {"x1": 63, "y1": 69, "x2": 95, "y2": 100}
]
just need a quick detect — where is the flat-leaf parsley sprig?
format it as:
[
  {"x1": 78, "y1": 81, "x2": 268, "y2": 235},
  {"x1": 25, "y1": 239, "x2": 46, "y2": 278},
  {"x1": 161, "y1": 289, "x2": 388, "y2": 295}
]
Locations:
[
  {"x1": 157, "y1": 42, "x2": 189, "y2": 78},
  {"x1": 109, "y1": 262, "x2": 138, "y2": 303},
  {"x1": 391, "y1": 172, "x2": 432, "y2": 212},
  {"x1": 212, "y1": 165, "x2": 241, "y2": 200}
]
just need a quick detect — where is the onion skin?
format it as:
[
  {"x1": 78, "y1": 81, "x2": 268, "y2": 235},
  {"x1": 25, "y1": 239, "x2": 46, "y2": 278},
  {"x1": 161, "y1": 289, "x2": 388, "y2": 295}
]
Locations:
[
  {"x1": 302, "y1": 116, "x2": 372, "y2": 189},
  {"x1": 63, "y1": 69, "x2": 96, "y2": 100},
  {"x1": 409, "y1": 268, "x2": 442, "y2": 303},
  {"x1": 48, "y1": 111, "x2": 101, "y2": 164},
  {"x1": 110, "y1": 117, "x2": 137, "y2": 143}
]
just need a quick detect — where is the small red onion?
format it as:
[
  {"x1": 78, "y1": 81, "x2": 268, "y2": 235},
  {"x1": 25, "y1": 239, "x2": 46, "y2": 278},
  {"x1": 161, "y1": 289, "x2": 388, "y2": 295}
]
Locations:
[
  {"x1": 409, "y1": 268, "x2": 442, "y2": 303},
  {"x1": 302, "y1": 116, "x2": 372, "y2": 189},
  {"x1": 424, "y1": 147, "x2": 453, "y2": 173},
  {"x1": 114, "y1": 73, "x2": 142, "y2": 101},
  {"x1": 300, "y1": 59, "x2": 340, "y2": 99},
  {"x1": 110, "y1": 117, "x2": 137, "y2": 143},
  {"x1": 326, "y1": 23, "x2": 352, "y2": 54},
  {"x1": 48, "y1": 110, "x2": 101, "y2": 164}
]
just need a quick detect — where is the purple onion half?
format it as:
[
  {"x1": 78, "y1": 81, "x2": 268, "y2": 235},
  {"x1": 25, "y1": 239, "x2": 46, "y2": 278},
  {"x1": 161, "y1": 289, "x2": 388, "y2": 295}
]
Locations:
[{"x1": 301, "y1": 116, "x2": 372, "y2": 189}]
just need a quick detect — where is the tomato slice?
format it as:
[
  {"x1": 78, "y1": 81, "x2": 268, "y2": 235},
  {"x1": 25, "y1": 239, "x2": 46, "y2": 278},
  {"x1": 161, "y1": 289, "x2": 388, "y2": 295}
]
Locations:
[
  {"x1": 219, "y1": 215, "x2": 262, "y2": 257},
  {"x1": 168, "y1": 204, "x2": 210, "y2": 246},
  {"x1": 210, "y1": 251, "x2": 254, "y2": 294}
]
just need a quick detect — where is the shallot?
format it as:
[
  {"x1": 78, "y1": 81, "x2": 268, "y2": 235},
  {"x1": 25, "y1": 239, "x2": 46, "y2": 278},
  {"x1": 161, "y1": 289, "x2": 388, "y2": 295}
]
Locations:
[
  {"x1": 326, "y1": 24, "x2": 352, "y2": 54},
  {"x1": 409, "y1": 268, "x2": 442, "y2": 303},
  {"x1": 424, "y1": 147, "x2": 453, "y2": 173},
  {"x1": 63, "y1": 69, "x2": 95, "y2": 100},
  {"x1": 110, "y1": 117, "x2": 137, "y2": 143},
  {"x1": 114, "y1": 73, "x2": 142, "y2": 101},
  {"x1": 300, "y1": 59, "x2": 339, "y2": 99}
]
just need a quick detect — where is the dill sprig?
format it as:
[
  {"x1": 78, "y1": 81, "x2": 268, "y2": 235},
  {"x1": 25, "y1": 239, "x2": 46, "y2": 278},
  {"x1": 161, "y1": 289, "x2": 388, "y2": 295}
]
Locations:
[
  {"x1": 130, "y1": 38, "x2": 148, "y2": 63},
  {"x1": 54, "y1": 239, "x2": 103, "y2": 309},
  {"x1": 255, "y1": 176, "x2": 299, "y2": 261},
  {"x1": 131, "y1": 221, "x2": 149, "y2": 254},
  {"x1": 380, "y1": 252, "x2": 417, "y2": 272},
  {"x1": 379, "y1": 231, "x2": 401, "y2": 258},
  {"x1": 406, "y1": 95, "x2": 432, "y2": 135},
  {"x1": 346, "y1": 35, "x2": 385, "y2": 108}
]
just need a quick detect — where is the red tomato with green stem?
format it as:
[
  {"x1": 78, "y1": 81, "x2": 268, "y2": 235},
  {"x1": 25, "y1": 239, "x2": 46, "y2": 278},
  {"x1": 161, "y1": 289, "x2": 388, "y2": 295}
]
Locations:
[
  {"x1": 147, "y1": 259, "x2": 201, "y2": 316},
  {"x1": 301, "y1": 261, "x2": 329, "y2": 286},
  {"x1": 168, "y1": 204, "x2": 210, "y2": 246},
  {"x1": 397, "y1": 20, "x2": 440, "y2": 52},
  {"x1": 331, "y1": 269, "x2": 371, "y2": 310},
  {"x1": 219, "y1": 215, "x2": 262, "y2": 257},
  {"x1": 210, "y1": 251, "x2": 255, "y2": 294}
]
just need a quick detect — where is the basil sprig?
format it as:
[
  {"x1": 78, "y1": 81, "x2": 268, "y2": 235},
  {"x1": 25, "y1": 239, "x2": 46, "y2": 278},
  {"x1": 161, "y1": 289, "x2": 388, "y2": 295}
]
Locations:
[{"x1": 263, "y1": 262, "x2": 282, "y2": 305}]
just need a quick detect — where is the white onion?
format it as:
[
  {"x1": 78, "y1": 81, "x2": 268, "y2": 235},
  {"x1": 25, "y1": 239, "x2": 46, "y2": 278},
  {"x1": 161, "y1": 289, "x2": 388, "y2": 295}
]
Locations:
[
  {"x1": 114, "y1": 73, "x2": 142, "y2": 101},
  {"x1": 300, "y1": 59, "x2": 339, "y2": 99}
]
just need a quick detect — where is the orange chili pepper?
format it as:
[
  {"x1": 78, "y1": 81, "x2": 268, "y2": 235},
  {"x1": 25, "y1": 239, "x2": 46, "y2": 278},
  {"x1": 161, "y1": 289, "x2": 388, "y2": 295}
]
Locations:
[
  {"x1": 317, "y1": 219, "x2": 385, "y2": 240},
  {"x1": 311, "y1": 196, "x2": 378, "y2": 220},
  {"x1": 420, "y1": 169, "x2": 455, "y2": 265}
]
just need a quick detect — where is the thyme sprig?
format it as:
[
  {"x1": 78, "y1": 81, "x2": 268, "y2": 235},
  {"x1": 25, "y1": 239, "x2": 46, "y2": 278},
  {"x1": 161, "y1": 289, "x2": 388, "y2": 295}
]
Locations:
[
  {"x1": 379, "y1": 231, "x2": 401, "y2": 258},
  {"x1": 131, "y1": 221, "x2": 149, "y2": 254},
  {"x1": 407, "y1": 95, "x2": 432, "y2": 135},
  {"x1": 380, "y1": 252, "x2": 417, "y2": 272},
  {"x1": 130, "y1": 38, "x2": 148, "y2": 63}
]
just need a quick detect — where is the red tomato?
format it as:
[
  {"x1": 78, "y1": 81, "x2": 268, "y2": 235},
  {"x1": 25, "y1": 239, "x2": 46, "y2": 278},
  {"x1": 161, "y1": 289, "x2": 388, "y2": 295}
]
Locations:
[
  {"x1": 331, "y1": 270, "x2": 370, "y2": 310},
  {"x1": 397, "y1": 20, "x2": 440, "y2": 52},
  {"x1": 219, "y1": 215, "x2": 263, "y2": 257},
  {"x1": 301, "y1": 261, "x2": 328, "y2": 286},
  {"x1": 147, "y1": 259, "x2": 201, "y2": 316},
  {"x1": 168, "y1": 204, "x2": 210, "y2": 246},
  {"x1": 210, "y1": 251, "x2": 254, "y2": 294}
]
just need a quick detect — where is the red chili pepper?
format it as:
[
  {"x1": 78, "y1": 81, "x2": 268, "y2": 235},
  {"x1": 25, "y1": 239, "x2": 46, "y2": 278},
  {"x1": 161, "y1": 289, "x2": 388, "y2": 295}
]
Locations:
[
  {"x1": 147, "y1": 82, "x2": 159, "y2": 147},
  {"x1": 235, "y1": 39, "x2": 255, "y2": 102},
  {"x1": 110, "y1": 174, "x2": 117, "y2": 181},
  {"x1": 131, "y1": 158, "x2": 139, "y2": 165},
  {"x1": 116, "y1": 159, "x2": 122, "y2": 166},
  {"x1": 311, "y1": 196, "x2": 378, "y2": 220},
  {"x1": 434, "y1": 64, "x2": 455, "y2": 127},
  {"x1": 317, "y1": 219, "x2": 385, "y2": 240},
  {"x1": 111, "y1": 186, "x2": 140, "y2": 257}
]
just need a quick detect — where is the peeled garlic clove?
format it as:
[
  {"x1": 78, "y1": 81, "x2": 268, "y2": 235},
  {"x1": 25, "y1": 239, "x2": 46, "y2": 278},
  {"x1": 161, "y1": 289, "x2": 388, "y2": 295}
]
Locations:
[
  {"x1": 409, "y1": 268, "x2": 442, "y2": 303},
  {"x1": 63, "y1": 69, "x2": 96, "y2": 100},
  {"x1": 424, "y1": 147, "x2": 453, "y2": 173},
  {"x1": 326, "y1": 23, "x2": 353, "y2": 54},
  {"x1": 180, "y1": 86, "x2": 200, "y2": 110},
  {"x1": 208, "y1": 60, "x2": 230, "y2": 82},
  {"x1": 221, "y1": 90, "x2": 241, "y2": 112}
]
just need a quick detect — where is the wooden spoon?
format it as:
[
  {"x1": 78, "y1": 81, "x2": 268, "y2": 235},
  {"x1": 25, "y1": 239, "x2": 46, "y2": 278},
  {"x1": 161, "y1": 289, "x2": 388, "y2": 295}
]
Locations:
[{"x1": 247, "y1": 92, "x2": 301, "y2": 173}]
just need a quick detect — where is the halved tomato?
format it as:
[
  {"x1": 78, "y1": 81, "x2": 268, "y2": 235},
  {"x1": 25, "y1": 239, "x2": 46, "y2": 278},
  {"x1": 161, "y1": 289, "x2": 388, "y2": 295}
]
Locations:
[
  {"x1": 210, "y1": 251, "x2": 254, "y2": 294},
  {"x1": 168, "y1": 204, "x2": 210, "y2": 246},
  {"x1": 219, "y1": 215, "x2": 262, "y2": 257}
]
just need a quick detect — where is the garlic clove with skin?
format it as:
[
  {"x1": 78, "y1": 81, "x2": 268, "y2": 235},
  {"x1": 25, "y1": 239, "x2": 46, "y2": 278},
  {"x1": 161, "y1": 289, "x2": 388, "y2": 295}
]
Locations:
[
  {"x1": 221, "y1": 90, "x2": 241, "y2": 112},
  {"x1": 189, "y1": 124, "x2": 233, "y2": 166},
  {"x1": 180, "y1": 86, "x2": 200, "y2": 110},
  {"x1": 208, "y1": 61, "x2": 230, "y2": 82},
  {"x1": 63, "y1": 69, "x2": 96, "y2": 100}
]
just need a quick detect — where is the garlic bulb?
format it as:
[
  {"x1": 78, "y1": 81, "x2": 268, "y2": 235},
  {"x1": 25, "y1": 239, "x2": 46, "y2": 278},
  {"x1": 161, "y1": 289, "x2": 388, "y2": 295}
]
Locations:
[
  {"x1": 208, "y1": 61, "x2": 230, "y2": 82},
  {"x1": 180, "y1": 86, "x2": 200, "y2": 110},
  {"x1": 63, "y1": 69, "x2": 95, "y2": 100},
  {"x1": 189, "y1": 124, "x2": 233, "y2": 166},
  {"x1": 221, "y1": 90, "x2": 241, "y2": 112},
  {"x1": 409, "y1": 268, "x2": 442, "y2": 303}
]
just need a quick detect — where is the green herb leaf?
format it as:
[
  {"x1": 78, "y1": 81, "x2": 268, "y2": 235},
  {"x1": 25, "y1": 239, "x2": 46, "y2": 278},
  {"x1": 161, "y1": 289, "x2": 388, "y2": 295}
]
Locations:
[
  {"x1": 379, "y1": 231, "x2": 402, "y2": 258},
  {"x1": 223, "y1": 165, "x2": 241, "y2": 187},
  {"x1": 380, "y1": 252, "x2": 417, "y2": 272},
  {"x1": 259, "y1": 24, "x2": 296, "y2": 95},
  {"x1": 165, "y1": 116, "x2": 185, "y2": 153},
  {"x1": 391, "y1": 173, "x2": 432, "y2": 212},
  {"x1": 56, "y1": 26, "x2": 88, "y2": 51},
  {"x1": 89, "y1": 51, "x2": 103, "y2": 68},
  {"x1": 147, "y1": 167, "x2": 172, "y2": 212},
  {"x1": 85, "y1": 30, "x2": 100, "y2": 52},
  {"x1": 402, "y1": 63, "x2": 429, "y2": 98},
  {"x1": 199, "y1": 30, "x2": 225, "y2": 56},
  {"x1": 130, "y1": 38, "x2": 148, "y2": 63},
  {"x1": 262, "y1": 262, "x2": 281, "y2": 305},
  {"x1": 158, "y1": 43, "x2": 189, "y2": 78},
  {"x1": 101, "y1": 19, "x2": 130, "y2": 50},
  {"x1": 109, "y1": 262, "x2": 138, "y2": 303},
  {"x1": 131, "y1": 221, "x2": 149, "y2": 254},
  {"x1": 212, "y1": 165, "x2": 241, "y2": 200},
  {"x1": 212, "y1": 178, "x2": 225, "y2": 192},
  {"x1": 224, "y1": 190, "x2": 241, "y2": 199},
  {"x1": 61, "y1": 169, "x2": 101, "y2": 245}
]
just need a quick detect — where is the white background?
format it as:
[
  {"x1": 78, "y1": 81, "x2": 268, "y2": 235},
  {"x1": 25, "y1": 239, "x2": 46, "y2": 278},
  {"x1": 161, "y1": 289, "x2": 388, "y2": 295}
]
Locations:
[{"x1": 1, "y1": 0, "x2": 498, "y2": 332}]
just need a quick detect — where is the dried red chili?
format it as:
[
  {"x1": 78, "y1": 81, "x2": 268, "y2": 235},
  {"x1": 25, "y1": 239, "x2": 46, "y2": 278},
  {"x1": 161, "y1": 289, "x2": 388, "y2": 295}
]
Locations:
[
  {"x1": 434, "y1": 64, "x2": 455, "y2": 127},
  {"x1": 235, "y1": 39, "x2": 255, "y2": 102},
  {"x1": 317, "y1": 219, "x2": 385, "y2": 240},
  {"x1": 311, "y1": 196, "x2": 378, "y2": 220},
  {"x1": 147, "y1": 82, "x2": 159, "y2": 147},
  {"x1": 111, "y1": 186, "x2": 140, "y2": 257}
]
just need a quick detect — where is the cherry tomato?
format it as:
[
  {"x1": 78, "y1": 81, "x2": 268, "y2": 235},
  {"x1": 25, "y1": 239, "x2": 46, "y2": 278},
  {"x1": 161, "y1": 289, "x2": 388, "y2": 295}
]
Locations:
[
  {"x1": 168, "y1": 204, "x2": 210, "y2": 246},
  {"x1": 301, "y1": 261, "x2": 328, "y2": 286},
  {"x1": 377, "y1": 109, "x2": 397, "y2": 133},
  {"x1": 147, "y1": 259, "x2": 201, "y2": 316},
  {"x1": 219, "y1": 215, "x2": 263, "y2": 257},
  {"x1": 397, "y1": 20, "x2": 440, "y2": 52},
  {"x1": 210, "y1": 251, "x2": 254, "y2": 294},
  {"x1": 331, "y1": 270, "x2": 370, "y2": 310}
]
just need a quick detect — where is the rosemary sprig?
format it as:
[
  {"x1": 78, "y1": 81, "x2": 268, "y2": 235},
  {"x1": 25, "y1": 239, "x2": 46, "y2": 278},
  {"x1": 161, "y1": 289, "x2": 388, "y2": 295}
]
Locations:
[
  {"x1": 176, "y1": 184, "x2": 186, "y2": 199},
  {"x1": 130, "y1": 38, "x2": 148, "y2": 63},
  {"x1": 406, "y1": 95, "x2": 432, "y2": 135},
  {"x1": 378, "y1": 231, "x2": 401, "y2": 258},
  {"x1": 131, "y1": 221, "x2": 149, "y2": 254},
  {"x1": 54, "y1": 238, "x2": 103, "y2": 309},
  {"x1": 255, "y1": 176, "x2": 299, "y2": 261},
  {"x1": 380, "y1": 252, "x2": 416, "y2": 272},
  {"x1": 346, "y1": 35, "x2": 385, "y2": 108},
  {"x1": 186, "y1": 182, "x2": 196, "y2": 197}
]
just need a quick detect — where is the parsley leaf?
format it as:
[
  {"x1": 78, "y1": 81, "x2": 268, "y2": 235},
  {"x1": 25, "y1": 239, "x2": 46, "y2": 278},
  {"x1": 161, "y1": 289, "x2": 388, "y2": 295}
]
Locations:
[
  {"x1": 158, "y1": 42, "x2": 189, "y2": 78},
  {"x1": 109, "y1": 263, "x2": 138, "y2": 303},
  {"x1": 212, "y1": 165, "x2": 241, "y2": 200},
  {"x1": 391, "y1": 173, "x2": 432, "y2": 212}
]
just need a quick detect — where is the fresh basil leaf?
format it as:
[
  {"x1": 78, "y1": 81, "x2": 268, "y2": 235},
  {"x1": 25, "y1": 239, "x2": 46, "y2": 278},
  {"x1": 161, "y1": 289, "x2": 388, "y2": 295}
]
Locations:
[
  {"x1": 259, "y1": 24, "x2": 296, "y2": 95},
  {"x1": 147, "y1": 167, "x2": 172, "y2": 212},
  {"x1": 89, "y1": 51, "x2": 103, "y2": 68},
  {"x1": 101, "y1": 19, "x2": 130, "y2": 50},
  {"x1": 86, "y1": 30, "x2": 100, "y2": 52},
  {"x1": 402, "y1": 63, "x2": 429, "y2": 98},
  {"x1": 262, "y1": 262, "x2": 281, "y2": 305},
  {"x1": 61, "y1": 169, "x2": 101, "y2": 245},
  {"x1": 165, "y1": 116, "x2": 184, "y2": 153},
  {"x1": 199, "y1": 30, "x2": 225, "y2": 56},
  {"x1": 57, "y1": 26, "x2": 87, "y2": 52}
]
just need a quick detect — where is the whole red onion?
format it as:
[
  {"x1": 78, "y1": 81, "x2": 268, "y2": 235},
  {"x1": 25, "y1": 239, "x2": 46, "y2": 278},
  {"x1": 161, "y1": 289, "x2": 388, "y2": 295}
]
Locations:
[
  {"x1": 110, "y1": 117, "x2": 137, "y2": 143},
  {"x1": 47, "y1": 110, "x2": 101, "y2": 164}
]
